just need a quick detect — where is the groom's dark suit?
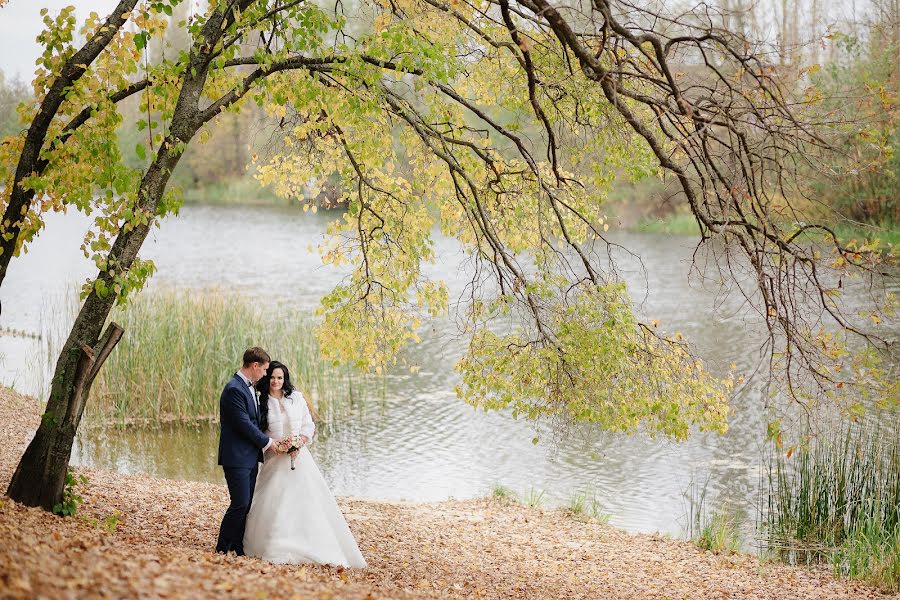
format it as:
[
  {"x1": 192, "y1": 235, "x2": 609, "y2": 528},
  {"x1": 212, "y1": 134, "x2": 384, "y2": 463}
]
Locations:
[{"x1": 215, "y1": 373, "x2": 270, "y2": 555}]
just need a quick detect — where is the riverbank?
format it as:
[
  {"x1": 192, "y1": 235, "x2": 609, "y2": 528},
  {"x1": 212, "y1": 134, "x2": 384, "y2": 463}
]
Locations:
[
  {"x1": 0, "y1": 388, "x2": 891, "y2": 599},
  {"x1": 631, "y1": 212, "x2": 900, "y2": 247},
  {"x1": 176, "y1": 183, "x2": 899, "y2": 250},
  {"x1": 179, "y1": 177, "x2": 346, "y2": 210},
  {"x1": 180, "y1": 177, "x2": 293, "y2": 206}
]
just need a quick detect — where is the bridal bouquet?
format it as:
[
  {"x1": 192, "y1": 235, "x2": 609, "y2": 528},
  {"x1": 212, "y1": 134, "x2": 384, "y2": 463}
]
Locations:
[{"x1": 276, "y1": 435, "x2": 306, "y2": 470}]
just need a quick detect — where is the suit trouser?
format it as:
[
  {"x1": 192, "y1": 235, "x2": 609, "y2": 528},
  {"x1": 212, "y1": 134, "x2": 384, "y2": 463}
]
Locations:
[{"x1": 216, "y1": 465, "x2": 259, "y2": 555}]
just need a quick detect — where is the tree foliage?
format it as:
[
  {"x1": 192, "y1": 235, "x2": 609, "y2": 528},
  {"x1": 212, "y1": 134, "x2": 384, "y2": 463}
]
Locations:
[{"x1": 0, "y1": 1, "x2": 896, "y2": 510}]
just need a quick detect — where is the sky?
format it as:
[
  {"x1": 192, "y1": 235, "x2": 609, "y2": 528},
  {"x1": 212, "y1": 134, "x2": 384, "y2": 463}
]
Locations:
[
  {"x1": 0, "y1": 0, "x2": 880, "y2": 83},
  {"x1": 0, "y1": 1, "x2": 124, "y2": 82}
]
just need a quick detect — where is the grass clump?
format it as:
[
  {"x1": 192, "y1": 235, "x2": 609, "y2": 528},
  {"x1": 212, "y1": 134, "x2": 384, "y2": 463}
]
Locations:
[
  {"x1": 487, "y1": 485, "x2": 547, "y2": 509},
  {"x1": 523, "y1": 486, "x2": 545, "y2": 508},
  {"x1": 490, "y1": 484, "x2": 516, "y2": 502},
  {"x1": 762, "y1": 419, "x2": 900, "y2": 592},
  {"x1": 567, "y1": 491, "x2": 610, "y2": 523},
  {"x1": 696, "y1": 511, "x2": 742, "y2": 555},
  {"x1": 684, "y1": 478, "x2": 742, "y2": 555}
]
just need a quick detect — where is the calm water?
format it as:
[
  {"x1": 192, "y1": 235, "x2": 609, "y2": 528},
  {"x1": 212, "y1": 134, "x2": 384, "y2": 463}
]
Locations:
[{"x1": 1, "y1": 205, "x2": 893, "y2": 539}]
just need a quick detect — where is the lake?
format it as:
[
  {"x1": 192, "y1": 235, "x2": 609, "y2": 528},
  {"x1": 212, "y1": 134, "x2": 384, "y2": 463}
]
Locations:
[{"x1": 1, "y1": 204, "x2": 893, "y2": 541}]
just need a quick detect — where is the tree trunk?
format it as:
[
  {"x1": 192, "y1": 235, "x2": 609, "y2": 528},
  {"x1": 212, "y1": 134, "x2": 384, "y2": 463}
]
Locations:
[
  {"x1": 810, "y1": 0, "x2": 819, "y2": 65},
  {"x1": 6, "y1": 152, "x2": 181, "y2": 508},
  {"x1": 7, "y1": 324, "x2": 123, "y2": 509},
  {"x1": 790, "y1": 0, "x2": 800, "y2": 66},
  {"x1": 779, "y1": 0, "x2": 789, "y2": 65},
  {"x1": 7, "y1": 0, "x2": 249, "y2": 509}
]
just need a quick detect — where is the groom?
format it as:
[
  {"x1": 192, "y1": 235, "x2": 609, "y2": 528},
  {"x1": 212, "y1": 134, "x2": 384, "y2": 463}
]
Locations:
[{"x1": 216, "y1": 346, "x2": 277, "y2": 555}]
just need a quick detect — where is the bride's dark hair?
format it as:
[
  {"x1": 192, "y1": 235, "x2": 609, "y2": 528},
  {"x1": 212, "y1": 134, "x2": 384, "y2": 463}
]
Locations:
[{"x1": 255, "y1": 360, "x2": 295, "y2": 432}]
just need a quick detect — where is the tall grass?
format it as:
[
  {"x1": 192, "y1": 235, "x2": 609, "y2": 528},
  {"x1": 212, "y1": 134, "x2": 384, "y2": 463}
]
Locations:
[
  {"x1": 762, "y1": 419, "x2": 900, "y2": 592},
  {"x1": 86, "y1": 289, "x2": 372, "y2": 427}
]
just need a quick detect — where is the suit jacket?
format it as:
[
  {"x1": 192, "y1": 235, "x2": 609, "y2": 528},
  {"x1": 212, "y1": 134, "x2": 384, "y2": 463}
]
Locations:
[{"x1": 217, "y1": 373, "x2": 270, "y2": 467}]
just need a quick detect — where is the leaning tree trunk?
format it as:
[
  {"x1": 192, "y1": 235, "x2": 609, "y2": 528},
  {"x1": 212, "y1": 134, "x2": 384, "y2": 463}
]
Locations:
[
  {"x1": 6, "y1": 323, "x2": 123, "y2": 509},
  {"x1": 6, "y1": 151, "x2": 181, "y2": 509},
  {"x1": 7, "y1": 0, "x2": 251, "y2": 509}
]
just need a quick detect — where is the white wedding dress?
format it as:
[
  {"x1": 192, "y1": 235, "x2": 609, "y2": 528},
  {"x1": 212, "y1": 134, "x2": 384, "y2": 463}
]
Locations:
[{"x1": 244, "y1": 392, "x2": 367, "y2": 568}]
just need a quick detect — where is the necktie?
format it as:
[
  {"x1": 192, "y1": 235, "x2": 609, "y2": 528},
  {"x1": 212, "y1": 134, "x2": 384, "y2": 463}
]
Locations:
[{"x1": 247, "y1": 381, "x2": 258, "y2": 415}]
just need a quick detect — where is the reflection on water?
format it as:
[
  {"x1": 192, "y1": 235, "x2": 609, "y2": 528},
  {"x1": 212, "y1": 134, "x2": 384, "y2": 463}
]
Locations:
[{"x1": 2, "y1": 205, "x2": 896, "y2": 539}]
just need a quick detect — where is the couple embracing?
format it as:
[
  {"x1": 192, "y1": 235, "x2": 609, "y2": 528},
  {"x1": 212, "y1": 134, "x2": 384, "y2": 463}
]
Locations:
[{"x1": 215, "y1": 346, "x2": 366, "y2": 568}]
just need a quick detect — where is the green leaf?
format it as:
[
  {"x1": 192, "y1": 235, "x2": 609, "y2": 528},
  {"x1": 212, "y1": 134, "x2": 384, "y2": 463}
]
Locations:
[
  {"x1": 135, "y1": 143, "x2": 146, "y2": 161},
  {"x1": 94, "y1": 279, "x2": 109, "y2": 298},
  {"x1": 134, "y1": 31, "x2": 148, "y2": 51}
]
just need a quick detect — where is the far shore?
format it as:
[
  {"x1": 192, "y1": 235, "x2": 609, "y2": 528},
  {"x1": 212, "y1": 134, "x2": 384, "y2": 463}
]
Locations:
[
  {"x1": 175, "y1": 186, "x2": 900, "y2": 249},
  {"x1": 0, "y1": 386, "x2": 891, "y2": 599}
]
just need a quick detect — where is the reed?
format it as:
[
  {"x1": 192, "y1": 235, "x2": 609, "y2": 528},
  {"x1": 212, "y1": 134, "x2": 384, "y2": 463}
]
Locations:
[
  {"x1": 683, "y1": 477, "x2": 742, "y2": 555},
  {"x1": 523, "y1": 486, "x2": 545, "y2": 508},
  {"x1": 86, "y1": 289, "x2": 371, "y2": 427},
  {"x1": 762, "y1": 419, "x2": 900, "y2": 592},
  {"x1": 832, "y1": 510, "x2": 900, "y2": 591}
]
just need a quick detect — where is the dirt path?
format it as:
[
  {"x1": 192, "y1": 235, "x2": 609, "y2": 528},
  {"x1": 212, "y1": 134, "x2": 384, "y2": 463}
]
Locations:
[{"x1": 0, "y1": 387, "x2": 891, "y2": 599}]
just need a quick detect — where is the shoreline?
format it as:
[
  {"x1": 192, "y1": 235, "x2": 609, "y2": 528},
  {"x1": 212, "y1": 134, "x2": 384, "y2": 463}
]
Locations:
[{"x1": 0, "y1": 386, "x2": 892, "y2": 599}]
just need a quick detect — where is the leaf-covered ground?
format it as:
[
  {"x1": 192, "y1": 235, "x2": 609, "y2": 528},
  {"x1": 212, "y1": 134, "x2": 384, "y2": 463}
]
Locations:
[{"x1": 0, "y1": 387, "x2": 892, "y2": 599}]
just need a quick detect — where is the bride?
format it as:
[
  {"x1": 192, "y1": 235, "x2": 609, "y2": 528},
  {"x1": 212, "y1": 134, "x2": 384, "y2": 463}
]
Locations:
[{"x1": 243, "y1": 361, "x2": 366, "y2": 568}]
